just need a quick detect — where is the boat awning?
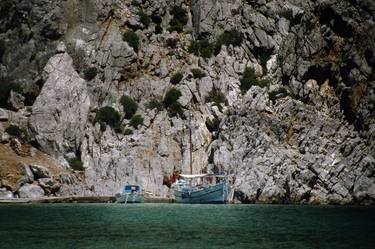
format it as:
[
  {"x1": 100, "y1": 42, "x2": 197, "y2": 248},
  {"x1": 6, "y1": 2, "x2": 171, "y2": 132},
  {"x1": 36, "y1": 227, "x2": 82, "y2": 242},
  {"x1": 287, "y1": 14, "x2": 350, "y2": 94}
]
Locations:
[{"x1": 179, "y1": 174, "x2": 227, "y2": 178}]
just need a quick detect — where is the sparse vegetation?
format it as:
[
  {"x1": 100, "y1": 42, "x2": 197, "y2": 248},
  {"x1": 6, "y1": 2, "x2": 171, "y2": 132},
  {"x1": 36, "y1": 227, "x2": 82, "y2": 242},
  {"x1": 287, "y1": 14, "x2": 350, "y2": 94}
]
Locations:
[
  {"x1": 147, "y1": 98, "x2": 163, "y2": 111},
  {"x1": 214, "y1": 30, "x2": 244, "y2": 55},
  {"x1": 120, "y1": 95, "x2": 138, "y2": 119},
  {"x1": 123, "y1": 31, "x2": 140, "y2": 52},
  {"x1": 170, "y1": 72, "x2": 183, "y2": 85},
  {"x1": 84, "y1": 67, "x2": 97, "y2": 81},
  {"x1": 168, "y1": 6, "x2": 188, "y2": 33},
  {"x1": 66, "y1": 157, "x2": 84, "y2": 171},
  {"x1": 137, "y1": 11, "x2": 150, "y2": 28},
  {"x1": 188, "y1": 39, "x2": 214, "y2": 58},
  {"x1": 205, "y1": 117, "x2": 220, "y2": 133},
  {"x1": 5, "y1": 125, "x2": 27, "y2": 140},
  {"x1": 239, "y1": 67, "x2": 269, "y2": 94},
  {"x1": 129, "y1": 114, "x2": 144, "y2": 129},
  {"x1": 124, "y1": 128, "x2": 134, "y2": 135},
  {"x1": 191, "y1": 68, "x2": 206, "y2": 79},
  {"x1": 0, "y1": 78, "x2": 22, "y2": 108},
  {"x1": 163, "y1": 88, "x2": 184, "y2": 118},
  {"x1": 95, "y1": 106, "x2": 121, "y2": 130},
  {"x1": 205, "y1": 89, "x2": 226, "y2": 110}
]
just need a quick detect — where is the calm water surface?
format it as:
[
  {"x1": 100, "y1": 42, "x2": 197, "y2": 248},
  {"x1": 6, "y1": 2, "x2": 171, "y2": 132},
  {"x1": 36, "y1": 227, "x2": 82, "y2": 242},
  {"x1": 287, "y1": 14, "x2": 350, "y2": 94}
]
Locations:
[{"x1": 0, "y1": 203, "x2": 374, "y2": 249}]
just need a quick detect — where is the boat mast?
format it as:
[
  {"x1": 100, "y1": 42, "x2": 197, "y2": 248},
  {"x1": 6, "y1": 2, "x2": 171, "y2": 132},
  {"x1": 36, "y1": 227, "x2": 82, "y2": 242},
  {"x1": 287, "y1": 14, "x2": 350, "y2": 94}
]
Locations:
[{"x1": 189, "y1": 102, "x2": 193, "y2": 175}]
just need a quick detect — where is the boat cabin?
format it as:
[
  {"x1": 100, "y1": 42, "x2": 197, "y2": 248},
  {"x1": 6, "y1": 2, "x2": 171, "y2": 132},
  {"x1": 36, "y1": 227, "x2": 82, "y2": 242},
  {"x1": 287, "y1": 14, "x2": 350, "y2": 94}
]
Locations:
[{"x1": 122, "y1": 185, "x2": 141, "y2": 194}]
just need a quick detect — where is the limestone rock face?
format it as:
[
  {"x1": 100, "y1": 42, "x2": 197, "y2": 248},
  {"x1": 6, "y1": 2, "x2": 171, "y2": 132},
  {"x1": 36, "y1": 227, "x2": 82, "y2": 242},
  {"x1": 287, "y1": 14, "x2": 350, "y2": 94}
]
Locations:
[
  {"x1": 30, "y1": 165, "x2": 51, "y2": 179},
  {"x1": 18, "y1": 184, "x2": 45, "y2": 198},
  {"x1": 29, "y1": 52, "x2": 91, "y2": 157},
  {"x1": 0, "y1": 0, "x2": 374, "y2": 204}
]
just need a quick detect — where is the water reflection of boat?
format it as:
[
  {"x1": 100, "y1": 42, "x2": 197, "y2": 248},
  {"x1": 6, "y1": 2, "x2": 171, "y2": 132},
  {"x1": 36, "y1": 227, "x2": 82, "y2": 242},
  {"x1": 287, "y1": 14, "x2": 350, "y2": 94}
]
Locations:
[
  {"x1": 172, "y1": 174, "x2": 230, "y2": 204},
  {"x1": 116, "y1": 185, "x2": 144, "y2": 203}
]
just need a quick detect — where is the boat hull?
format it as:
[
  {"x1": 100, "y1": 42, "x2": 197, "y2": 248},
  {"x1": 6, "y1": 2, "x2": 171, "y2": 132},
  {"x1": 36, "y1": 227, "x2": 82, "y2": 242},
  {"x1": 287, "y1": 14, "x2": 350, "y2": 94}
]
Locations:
[
  {"x1": 116, "y1": 193, "x2": 144, "y2": 203},
  {"x1": 174, "y1": 182, "x2": 229, "y2": 204}
]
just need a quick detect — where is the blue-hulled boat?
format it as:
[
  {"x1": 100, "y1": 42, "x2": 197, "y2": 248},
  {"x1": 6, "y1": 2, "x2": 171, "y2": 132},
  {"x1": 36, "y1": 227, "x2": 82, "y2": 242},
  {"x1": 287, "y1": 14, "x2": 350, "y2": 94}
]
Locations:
[
  {"x1": 172, "y1": 174, "x2": 230, "y2": 204},
  {"x1": 116, "y1": 185, "x2": 144, "y2": 203}
]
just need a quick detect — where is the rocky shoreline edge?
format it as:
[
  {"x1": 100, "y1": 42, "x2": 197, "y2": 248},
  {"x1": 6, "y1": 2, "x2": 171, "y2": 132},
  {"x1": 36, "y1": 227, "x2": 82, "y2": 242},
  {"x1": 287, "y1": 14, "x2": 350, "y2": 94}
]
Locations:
[{"x1": 0, "y1": 196, "x2": 174, "y2": 204}]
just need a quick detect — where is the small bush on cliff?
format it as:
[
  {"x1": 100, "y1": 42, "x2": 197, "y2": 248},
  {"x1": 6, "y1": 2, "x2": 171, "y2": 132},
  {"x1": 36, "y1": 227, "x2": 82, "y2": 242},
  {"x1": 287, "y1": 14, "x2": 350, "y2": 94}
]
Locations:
[
  {"x1": 123, "y1": 31, "x2": 140, "y2": 52},
  {"x1": 147, "y1": 98, "x2": 163, "y2": 111},
  {"x1": 129, "y1": 114, "x2": 144, "y2": 129},
  {"x1": 191, "y1": 68, "x2": 206, "y2": 79},
  {"x1": 240, "y1": 67, "x2": 269, "y2": 94},
  {"x1": 188, "y1": 39, "x2": 214, "y2": 58},
  {"x1": 95, "y1": 106, "x2": 121, "y2": 130},
  {"x1": 170, "y1": 72, "x2": 183, "y2": 85},
  {"x1": 0, "y1": 78, "x2": 22, "y2": 108},
  {"x1": 120, "y1": 95, "x2": 138, "y2": 119},
  {"x1": 205, "y1": 117, "x2": 220, "y2": 133},
  {"x1": 5, "y1": 125, "x2": 27, "y2": 140},
  {"x1": 151, "y1": 15, "x2": 162, "y2": 25},
  {"x1": 124, "y1": 128, "x2": 133, "y2": 135},
  {"x1": 137, "y1": 11, "x2": 150, "y2": 29},
  {"x1": 214, "y1": 30, "x2": 244, "y2": 55},
  {"x1": 66, "y1": 157, "x2": 84, "y2": 171},
  {"x1": 84, "y1": 67, "x2": 97, "y2": 81},
  {"x1": 168, "y1": 6, "x2": 188, "y2": 33},
  {"x1": 163, "y1": 88, "x2": 184, "y2": 118},
  {"x1": 205, "y1": 89, "x2": 226, "y2": 110}
]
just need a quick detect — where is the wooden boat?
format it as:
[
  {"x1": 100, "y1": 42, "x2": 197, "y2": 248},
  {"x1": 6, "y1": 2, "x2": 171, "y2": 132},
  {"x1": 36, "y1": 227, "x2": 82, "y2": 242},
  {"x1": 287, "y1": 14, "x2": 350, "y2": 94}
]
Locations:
[
  {"x1": 116, "y1": 185, "x2": 144, "y2": 203},
  {"x1": 172, "y1": 174, "x2": 230, "y2": 204},
  {"x1": 171, "y1": 103, "x2": 230, "y2": 204}
]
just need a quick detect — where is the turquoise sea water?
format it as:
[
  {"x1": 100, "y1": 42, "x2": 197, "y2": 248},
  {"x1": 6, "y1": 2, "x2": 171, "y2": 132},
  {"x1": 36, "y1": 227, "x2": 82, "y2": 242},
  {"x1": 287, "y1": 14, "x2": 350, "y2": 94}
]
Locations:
[{"x1": 0, "y1": 204, "x2": 374, "y2": 249}]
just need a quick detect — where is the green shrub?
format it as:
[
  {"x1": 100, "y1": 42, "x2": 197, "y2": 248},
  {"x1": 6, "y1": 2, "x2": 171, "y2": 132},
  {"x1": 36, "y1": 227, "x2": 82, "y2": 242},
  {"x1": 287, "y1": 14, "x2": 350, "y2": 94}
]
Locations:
[
  {"x1": 147, "y1": 98, "x2": 163, "y2": 111},
  {"x1": 163, "y1": 88, "x2": 184, "y2": 118},
  {"x1": 5, "y1": 125, "x2": 27, "y2": 140},
  {"x1": 214, "y1": 30, "x2": 244, "y2": 55},
  {"x1": 170, "y1": 72, "x2": 183, "y2": 85},
  {"x1": 205, "y1": 89, "x2": 226, "y2": 110},
  {"x1": 120, "y1": 95, "x2": 138, "y2": 119},
  {"x1": 188, "y1": 39, "x2": 214, "y2": 58},
  {"x1": 0, "y1": 39, "x2": 5, "y2": 63},
  {"x1": 138, "y1": 11, "x2": 150, "y2": 28},
  {"x1": 66, "y1": 157, "x2": 84, "y2": 171},
  {"x1": 168, "y1": 6, "x2": 187, "y2": 33},
  {"x1": 0, "y1": 79, "x2": 22, "y2": 108},
  {"x1": 239, "y1": 67, "x2": 270, "y2": 94},
  {"x1": 124, "y1": 128, "x2": 134, "y2": 135},
  {"x1": 84, "y1": 67, "x2": 97, "y2": 81},
  {"x1": 191, "y1": 68, "x2": 206, "y2": 79},
  {"x1": 268, "y1": 87, "x2": 289, "y2": 103},
  {"x1": 95, "y1": 106, "x2": 121, "y2": 129},
  {"x1": 123, "y1": 31, "x2": 140, "y2": 52},
  {"x1": 205, "y1": 117, "x2": 220, "y2": 132},
  {"x1": 129, "y1": 114, "x2": 144, "y2": 129}
]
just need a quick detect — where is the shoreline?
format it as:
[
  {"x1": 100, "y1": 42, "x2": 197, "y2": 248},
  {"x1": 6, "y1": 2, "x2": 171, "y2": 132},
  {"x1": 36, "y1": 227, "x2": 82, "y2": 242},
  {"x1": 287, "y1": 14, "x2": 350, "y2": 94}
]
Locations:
[{"x1": 0, "y1": 196, "x2": 175, "y2": 204}]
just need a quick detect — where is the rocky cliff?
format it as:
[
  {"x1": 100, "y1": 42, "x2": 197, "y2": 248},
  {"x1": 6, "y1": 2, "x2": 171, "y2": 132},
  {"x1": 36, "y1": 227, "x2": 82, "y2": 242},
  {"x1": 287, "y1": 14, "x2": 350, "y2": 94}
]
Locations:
[{"x1": 0, "y1": 0, "x2": 374, "y2": 204}]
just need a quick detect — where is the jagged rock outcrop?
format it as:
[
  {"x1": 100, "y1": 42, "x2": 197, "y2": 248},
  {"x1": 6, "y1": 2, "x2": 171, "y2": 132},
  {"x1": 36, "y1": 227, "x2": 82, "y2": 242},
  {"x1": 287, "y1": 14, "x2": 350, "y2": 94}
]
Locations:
[{"x1": 0, "y1": 0, "x2": 374, "y2": 204}]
